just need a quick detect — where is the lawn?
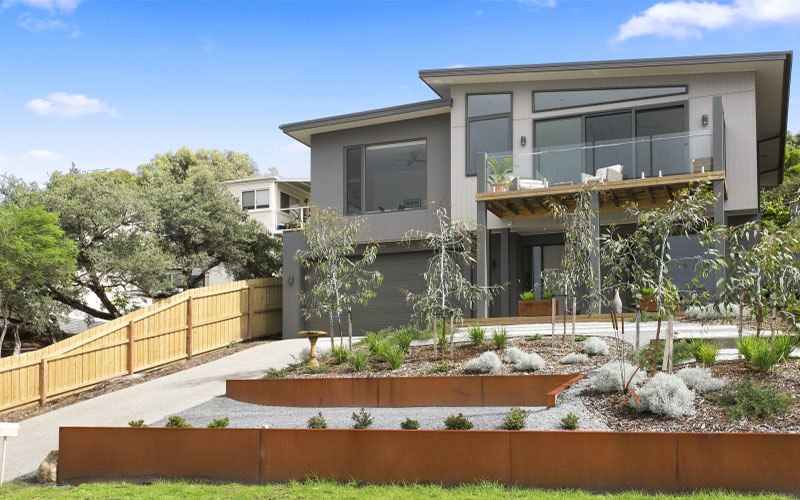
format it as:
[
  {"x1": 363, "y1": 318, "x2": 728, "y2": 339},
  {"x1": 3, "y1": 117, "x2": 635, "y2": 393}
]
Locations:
[{"x1": 0, "y1": 480, "x2": 794, "y2": 500}]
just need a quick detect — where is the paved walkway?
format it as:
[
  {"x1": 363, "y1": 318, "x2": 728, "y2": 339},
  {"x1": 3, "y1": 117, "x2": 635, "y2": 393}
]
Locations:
[{"x1": 3, "y1": 338, "x2": 308, "y2": 481}]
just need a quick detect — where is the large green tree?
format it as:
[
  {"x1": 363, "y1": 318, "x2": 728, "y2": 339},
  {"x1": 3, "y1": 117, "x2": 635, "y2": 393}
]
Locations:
[
  {"x1": 0, "y1": 205, "x2": 77, "y2": 357},
  {"x1": 761, "y1": 131, "x2": 800, "y2": 231}
]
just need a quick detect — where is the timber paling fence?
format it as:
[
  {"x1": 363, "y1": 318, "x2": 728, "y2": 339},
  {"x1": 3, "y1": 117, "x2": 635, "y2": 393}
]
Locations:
[{"x1": 0, "y1": 278, "x2": 282, "y2": 414}]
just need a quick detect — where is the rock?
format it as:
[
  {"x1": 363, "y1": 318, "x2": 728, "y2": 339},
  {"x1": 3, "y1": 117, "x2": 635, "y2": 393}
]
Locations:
[{"x1": 36, "y1": 450, "x2": 58, "y2": 484}]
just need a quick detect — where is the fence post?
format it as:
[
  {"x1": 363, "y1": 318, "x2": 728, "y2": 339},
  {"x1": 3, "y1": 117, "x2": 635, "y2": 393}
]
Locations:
[
  {"x1": 248, "y1": 285, "x2": 255, "y2": 340},
  {"x1": 127, "y1": 321, "x2": 135, "y2": 375},
  {"x1": 186, "y1": 296, "x2": 193, "y2": 360},
  {"x1": 39, "y1": 359, "x2": 47, "y2": 407}
]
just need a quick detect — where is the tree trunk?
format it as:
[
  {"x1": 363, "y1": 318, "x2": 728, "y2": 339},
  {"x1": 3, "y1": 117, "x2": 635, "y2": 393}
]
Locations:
[
  {"x1": 550, "y1": 297, "x2": 555, "y2": 347},
  {"x1": 329, "y1": 316, "x2": 335, "y2": 349},
  {"x1": 737, "y1": 300, "x2": 744, "y2": 359},
  {"x1": 0, "y1": 304, "x2": 8, "y2": 359},
  {"x1": 562, "y1": 298, "x2": 567, "y2": 349},
  {"x1": 449, "y1": 316, "x2": 455, "y2": 362},
  {"x1": 650, "y1": 317, "x2": 662, "y2": 378},
  {"x1": 347, "y1": 308, "x2": 353, "y2": 351},
  {"x1": 12, "y1": 324, "x2": 21, "y2": 356},
  {"x1": 571, "y1": 296, "x2": 577, "y2": 345},
  {"x1": 662, "y1": 316, "x2": 673, "y2": 374},
  {"x1": 337, "y1": 315, "x2": 344, "y2": 348},
  {"x1": 635, "y1": 308, "x2": 641, "y2": 365},
  {"x1": 431, "y1": 313, "x2": 437, "y2": 361}
]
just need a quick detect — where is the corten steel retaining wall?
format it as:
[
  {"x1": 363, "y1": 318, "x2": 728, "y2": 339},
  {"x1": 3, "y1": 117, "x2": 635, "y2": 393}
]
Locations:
[
  {"x1": 59, "y1": 427, "x2": 800, "y2": 493},
  {"x1": 225, "y1": 374, "x2": 584, "y2": 408}
]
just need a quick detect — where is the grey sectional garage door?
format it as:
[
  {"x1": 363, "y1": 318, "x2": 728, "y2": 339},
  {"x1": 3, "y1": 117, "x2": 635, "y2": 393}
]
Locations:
[{"x1": 305, "y1": 250, "x2": 431, "y2": 336}]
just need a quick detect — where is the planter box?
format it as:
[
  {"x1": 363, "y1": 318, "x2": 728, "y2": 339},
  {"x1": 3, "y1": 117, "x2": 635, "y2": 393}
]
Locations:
[
  {"x1": 518, "y1": 299, "x2": 557, "y2": 317},
  {"x1": 59, "y1": 427, "x2": 800, "y2": 493},
  {"x1": 638, "y1": 297, "x2": 680, "y2": 313},
  {"x1": 490, "y1": 183, "x2": 509, "y2": 193}
]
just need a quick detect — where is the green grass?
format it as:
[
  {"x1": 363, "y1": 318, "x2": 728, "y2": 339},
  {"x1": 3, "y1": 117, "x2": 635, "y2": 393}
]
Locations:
[{"x1": 1, "y1": 480, "x2": 795, "y2": 500}]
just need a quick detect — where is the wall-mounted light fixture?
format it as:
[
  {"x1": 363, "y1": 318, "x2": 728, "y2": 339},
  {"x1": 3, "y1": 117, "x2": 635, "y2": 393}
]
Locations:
[
  {"x1": 702, "y1": 114, "x2": 708, "y2": 126},
  {"x1": 520, "y1": 135, "x2": 527, "y2": 146},
  {"x1": 288, "y1": 274, "x2": 294, "y2": 286}
]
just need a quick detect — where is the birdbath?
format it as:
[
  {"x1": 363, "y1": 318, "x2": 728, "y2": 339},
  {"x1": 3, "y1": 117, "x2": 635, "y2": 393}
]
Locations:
[{"x1": 297, "y1": 330, "x2": 328, "y2": 368}]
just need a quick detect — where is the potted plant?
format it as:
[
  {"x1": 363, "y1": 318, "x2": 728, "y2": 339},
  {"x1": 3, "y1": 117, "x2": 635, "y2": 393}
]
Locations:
[
  {"x1": 518, "y1": 289, "x2": 558, "y2": 317},
  {"x1": 638, "y1": 287, "x2": 656, "y2": 312},
  {"x1": 487, "y1": 157, "x2": 515, "y2": 193}
]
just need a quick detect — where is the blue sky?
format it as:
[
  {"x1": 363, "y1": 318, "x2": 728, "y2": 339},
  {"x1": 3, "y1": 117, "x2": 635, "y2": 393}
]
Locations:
[{"x1": 1, "y1": 0, "x2": 798, "y2": 184}]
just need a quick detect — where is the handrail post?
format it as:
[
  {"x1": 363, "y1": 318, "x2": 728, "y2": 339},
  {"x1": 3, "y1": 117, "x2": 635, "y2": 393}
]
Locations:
[
  {"x1": 186, "y1": 296, "x2": 193, "y2": 359},
  {"x1": 248, "y1": 285, "x2": 255, "y2": 340},
  {"x1": 127, "y1": 320, "x2": 135, "y2": 375},
  {"x1": 39, "y1": 359, "x2": 47, "y2": 407}
]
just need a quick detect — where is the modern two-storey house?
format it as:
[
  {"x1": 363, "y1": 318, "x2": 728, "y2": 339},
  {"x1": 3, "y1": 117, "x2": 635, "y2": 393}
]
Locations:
[{"x1": 279, "y1": 51, "x2": 792, "y2": 338}]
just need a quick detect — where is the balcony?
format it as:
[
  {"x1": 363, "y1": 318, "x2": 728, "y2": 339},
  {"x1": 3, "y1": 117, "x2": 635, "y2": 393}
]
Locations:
[{"x1": 275, "y1": 206, "x2": 309, "y2": 232}]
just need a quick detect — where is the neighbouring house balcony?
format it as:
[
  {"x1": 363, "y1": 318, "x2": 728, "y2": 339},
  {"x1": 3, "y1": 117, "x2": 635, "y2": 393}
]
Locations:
[{"x1": 275, "y1": 206, "x2": 310, "y2": 232}]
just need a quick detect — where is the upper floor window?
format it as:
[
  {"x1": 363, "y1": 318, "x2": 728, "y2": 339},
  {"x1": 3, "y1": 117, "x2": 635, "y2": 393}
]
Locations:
[
  {"x1": 533, "y1": 86, "x2": 687, "y2": 112},
  {"x1": 346, "y1": 139, "x2": 427, "y2": 214},
  {"x1": 467, "y1": 93, "x2": 511, "y2": 176},
  {"x1": 241, "y1": 189, "x2": 269, "y2": 210}
]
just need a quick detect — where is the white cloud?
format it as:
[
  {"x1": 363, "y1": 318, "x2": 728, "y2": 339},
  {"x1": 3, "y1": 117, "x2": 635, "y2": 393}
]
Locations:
[
  {"x1": 22, "y1": 149, "x2": 61, "y2": 162},
  {"x1": 26, "y1": 92, "x2": 117, "y2": 117},
  {"x1": 517, "y1": 0, "x2": 556, "y2": 8},
  {"x1": 2, "y1": 0, "x2": 81, "y2": 12},
  {"x1": 474, "y1": 9, "x2": 483, "y2": 16},
  {"x1": 447, "y1": 64, "x2": 466, "y2": 69},
  {"x1": 19, "y1": 14, "x2": 67, "y2": 32},
  {"x1": 614, "y1": 0, "x2": 800, "y2": 43}
]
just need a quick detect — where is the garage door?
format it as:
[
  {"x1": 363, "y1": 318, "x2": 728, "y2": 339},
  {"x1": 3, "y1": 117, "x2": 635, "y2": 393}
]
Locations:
[{"x1": 305, "y1": 250, "x2": 432, "y2": 336}]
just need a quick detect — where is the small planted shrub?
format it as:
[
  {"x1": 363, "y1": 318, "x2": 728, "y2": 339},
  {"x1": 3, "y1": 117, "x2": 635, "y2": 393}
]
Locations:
[
  {"x1": 542, "y1": 292, "x2": 554, "y2": 300},
  {"x1": 772, "y1": 335, "x2": 797, "y2": 363},
  {"x1": 519, "y1": 290, "x2": 536, "y2": 301},
  {"x1": 128, "y1": 419, "x2": 146, "y2": 428},
  {"x1": 689, "y1": 340, "x2": 719, "y2": 367},
  {"x1": 351, "y1": 408, "x2": 374, "y2": 429},
  {"x1": 165, "y1": 416, "x2": 192, "y2": 428},
  {"x1": 304, "y1": 364, "x2": 330, "y2": 375},
  {"x1": 676, "y1": 367, "x2": 727, "y2": 394},
  {"x1": 444, "y1": 413, "x2": 474, "y2": 430},
  {"x1": 583, "y1": 337, "x2": 609, "y2": 356},
  {"x1": 492, "y1": 328, "x2": 509, "y2": 349},
  {"x1": 362, "y1": 333, "x2": 383, "y2": 355},
  {"x1": 262, "y1": 368, "x2": 289, "y2": 379},
  {"x1": 560, "y1": 352, "x2": 589, "y2": 365},
  {"x1": 400, "y1": 418, "x2": 420, "y2": 430},
  {"x1": 307, "y1": 412, "x2": 328, "y2": 429},
  {"x1": 515, "y1": 352, "x2": 545, "y2": 372},
  {"x1": 464, "y1": 351, "x2": 501, "y2": 374},
  {"x1": 207, "y1": 417, "x2": 230, "y2": 429},
  {"x1": 575, "y1": 335, "x2": 588, "y2": 342},
  {"x1": 330, "y1": 345, "x2": 350, "y2": 365},
  {"x1": 503, "y1": 346, "x2": 527, "y2": 365},
  {"x1": 427, "y1": 362, "x2": 453, "y2": 374},
  {"x1": 349, "y1": 350, "x2": 370, "y2": 372},
  {"x1": 526, "y1": 334, "x2": 542, "y2": 341},
  {"x1": 560, "y1": 412, "x2": 579, "y2": 430},
  {"x1": 393, "y1": 332, "x2": 413, "y2": 353},
  {"x1": 630, "y1": 373, "x2": 695, "y2": 418},
  {"x1": 713, "y1": 380, "x2": 795, "y2": 421},
  {"x1": 641, "y1": 287, "x2": 654, "y2": 297},
  {"x1": 501, "y1": 407, "x2": 531, "y2": 430},
  {"x1": 468, "y1": 325, "x2": 486, "y2": 346},
  {"x1": 591, "y1": 361, "x2": 646, "y2": 393},
  {"x1": 630, "y1": 340, "x2": 693, "y2": 372},
  {"x1": 381, "y1": 345, "x2": 405, "y2": 370}
]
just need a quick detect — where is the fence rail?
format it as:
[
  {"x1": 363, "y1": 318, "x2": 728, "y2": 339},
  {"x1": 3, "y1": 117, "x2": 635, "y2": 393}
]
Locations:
[{"x1": 0, "y1": 278, "x2": 281, "y2": 414}]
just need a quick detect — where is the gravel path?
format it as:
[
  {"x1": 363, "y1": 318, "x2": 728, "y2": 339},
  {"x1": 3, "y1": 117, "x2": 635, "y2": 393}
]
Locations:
[{"x1": 150, "y1": 377, "x2": 606, "y2": 431}]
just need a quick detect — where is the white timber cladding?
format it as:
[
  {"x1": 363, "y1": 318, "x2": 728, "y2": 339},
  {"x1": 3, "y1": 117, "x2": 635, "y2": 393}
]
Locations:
[
  {"x1": 223, "y1": 179, "x2": 311, "y2": 233},
  {"x1": 450, "y1": 71, "x2": 758, "y2": 225}
]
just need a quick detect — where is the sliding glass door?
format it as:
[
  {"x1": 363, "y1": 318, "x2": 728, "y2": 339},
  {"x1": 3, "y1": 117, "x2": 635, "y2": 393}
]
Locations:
[{"x1": 534, "y1": 117, "x2": 582, "y2": 185}]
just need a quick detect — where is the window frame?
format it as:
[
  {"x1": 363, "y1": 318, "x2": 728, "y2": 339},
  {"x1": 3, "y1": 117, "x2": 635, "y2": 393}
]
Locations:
[
  {"x1": 532, "y1": 85, "x2": 688, "y2": 112},
  {"x1": 343, "y1": 137, "x2": 428, "y2": 216},
  {"x1": 241, "y1": 188, "x2": 270, "y2": 211},
  {"x1": 466, "y1": 92, "x2": 513, "y2": 177}
]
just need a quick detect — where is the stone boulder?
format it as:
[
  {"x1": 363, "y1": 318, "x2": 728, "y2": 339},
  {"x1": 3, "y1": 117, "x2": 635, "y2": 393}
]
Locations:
[{"x1": 36, "y1": 450, "x2": 58, "y2": 484}]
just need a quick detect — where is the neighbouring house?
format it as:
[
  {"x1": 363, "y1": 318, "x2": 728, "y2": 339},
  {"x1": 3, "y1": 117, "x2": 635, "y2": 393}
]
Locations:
[
  {"x1": 205, "y1": 175, "x2": 311, "y2": 286},
  {"x1": 279, "y1": 51, "x2": 793, "y2": 338}
]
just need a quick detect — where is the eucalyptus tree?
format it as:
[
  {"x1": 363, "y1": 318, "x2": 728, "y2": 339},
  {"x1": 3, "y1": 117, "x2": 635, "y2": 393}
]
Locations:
[
  {"x1": 295, "y1": 207, "x2": 383, "y2": 349},
  {"x1": 403, "y1": 205, "x2": 501, "y2": 360}
]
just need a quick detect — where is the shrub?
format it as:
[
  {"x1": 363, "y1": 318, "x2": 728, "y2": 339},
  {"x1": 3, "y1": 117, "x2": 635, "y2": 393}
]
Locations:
[
  {"x1": 207, "y1": 417, "x2": 229, "y2": 429},
  {"x1": 464, "y1": 351, "x2": 501, "y2": 373},
  {"x1": 515, "y1": 352, "x2": 546, "y2": 372},
  {"x1": 560, "y1": 352, "x2": 589, "y2": 365},
  {"x1": 444, "y1": 413, "x2": 474, "y2": 430},
  {"x1": 743, "y1": 338, "x2": 781, "y2": 373},
  {"x1": 583, "y1": 337, "x2": 609, "y2": 356},
  {"x1": 351, "y1": 408, "x2": 374, "y2": 429},
  {"x1": 349, "y1": 350, "x2": 370, "y2": 372},
  {"x1": 500, "y1": 407, "x2": 531, "y2": 430},
  {"x1": 393, "y1": 332, "x2": 413, "y2": 353},
  {"x1": 427, "y1": 362, "x2": 453, "y2": 374},
  {"x1": 381, "y1": 344, "x2": 405, "y2": 370},
  {"x1": 519, "y1": 290, "x2": 536, "y2": 301},
  {"x1": 330, "y1": 345, "x2": 350, "y2": 365},
  {"x1": 629, "y1": 373, "x2": 695, "y2": 418},
  {"x1": 630, "y1": 340, "x2": 693, "y2": 372},
  {"x1": 575, "y1": 335, "x2": 588, "y2": 342},
  {"x1": 492, "y1": 328, "x2": 509, "y2": 349},
  {"x1": 542, "y1": 292, "x2": 554, "y2": 300},
  {"x1": 165, "y1": 416, "x2": 192, "y2": 428},
  {"x1": 503, "y1": 346, "x2": 527, "y2": 365},
  {"x1": 685, "y1": 303, "x2": 745, "y2": 321},
  {"x1": 526, "y1": 334, "x2": 542, "y2": 341},
  {"x1": 590, "y1": 361, "x2": 646, "y2": 393},
  {"x1": 676, "y1": 367, "x2": 727, "y2": 394},
  {"x1": 689, "y1": 340, "x2": 719, "y2": 367},
  {"x1": 560, "y1": 412, "x2": 579, "y2": 430},
  {"x1": 362, "y1": 332, "x2": 383, "y2": 355},
  {"x1": 263, "y1": 367, "x2": 289, "y2": 379},
  {"x1": 712, "y1": 380, "x2": 795, "y2": 421},
  {"x1": 304, "y1": 364, "x2": 330, "y2": 374},
  {"x1": 641, "y1": 287, "x2": 654, "y2": 296},
  {"x1": 468, "y1": 325, "x2": 486, "y2": 346},
  {"x1": 400, "y1": 418, "x2": 420, "y2": 430},
  {"x1": 128, "y1": 419, "x2": 146, "y2": 428},
  {"x1": 772, "y1": 335, "x2": 797, "y2": 363},
  {"x1": 307, "y1": 412, "x2": 327, "y2": 429},
  {"x1": 298, "y1": 344, "x2": 330, "y2": 362}
]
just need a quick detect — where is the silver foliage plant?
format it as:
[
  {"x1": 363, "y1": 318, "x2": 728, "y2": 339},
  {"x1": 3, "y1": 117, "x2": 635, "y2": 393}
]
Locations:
[
  {"x1": 629, "y1": 372, "x2": 695, "y2": 418},
  {"x1": 503, "y1": 346, "x2": 545, "y2": 371},
  {"x1": 582, "y1": 337, "x2": 609, "y2": 356},
  {"x1": 676, "y1": 367, "x2": 727, "y2": 394},
  {"x1": 464, "y1": 351, "x2": 501, "y2": 374},
  {"x1": 503, "y1": 346, "x2": 527, "y2": 364},
  {"x1": 591, "y1": 361, "x2": 646, "y2": 393},
  {"x1": 560, "y1": 352, "x2": 589, "y2": 365}
]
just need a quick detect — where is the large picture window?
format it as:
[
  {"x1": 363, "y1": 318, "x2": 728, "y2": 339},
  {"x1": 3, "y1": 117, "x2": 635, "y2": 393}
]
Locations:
[
  {"x1": 346, "y1": 139, "x2": 427, "y2": 214},
  {"x1": 467, "y1": 93, "x2": 511, "y2": 176}
]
